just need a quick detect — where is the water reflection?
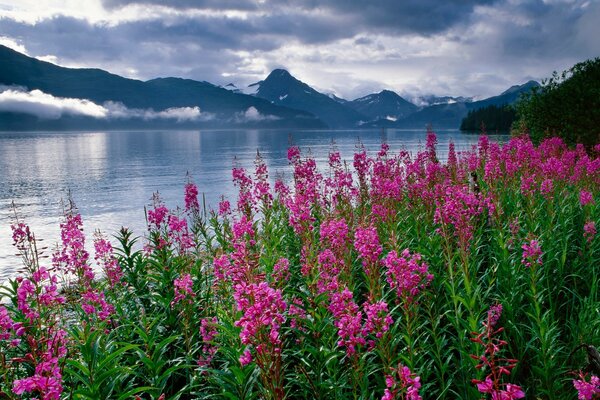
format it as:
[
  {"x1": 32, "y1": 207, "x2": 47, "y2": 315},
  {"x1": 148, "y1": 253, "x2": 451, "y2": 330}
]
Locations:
[{"x1": 0, "y1": 129, "x2": 502, "y2": 281}]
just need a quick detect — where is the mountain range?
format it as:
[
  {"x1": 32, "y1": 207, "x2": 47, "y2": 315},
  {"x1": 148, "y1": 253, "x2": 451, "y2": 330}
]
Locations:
[{"x1": 0, "y1": 45, "x2": 539, "y2": 130}]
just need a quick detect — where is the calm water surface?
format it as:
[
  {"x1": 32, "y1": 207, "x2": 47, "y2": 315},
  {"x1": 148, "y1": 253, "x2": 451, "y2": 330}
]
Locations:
[{"x1": 0, "y1": 129, "x2": 501, "y2": 281}]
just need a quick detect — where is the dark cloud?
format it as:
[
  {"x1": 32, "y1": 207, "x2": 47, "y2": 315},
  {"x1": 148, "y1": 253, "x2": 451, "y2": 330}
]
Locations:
[
  {"x1": 1, "y1": 0, "x2": 599, "y2": 99},
  {"x1": 101, "y1": 0, "x2": 498, "y2": 36},
  {"x1": 101, "y1": 0, "x2": 260, "y2": 11},
  {"x1": 306, "y1": 0, "x2": 499, "y2": 35},
  {"x1": 494, "y1": 1, "x2": 587, "y2": 57}
]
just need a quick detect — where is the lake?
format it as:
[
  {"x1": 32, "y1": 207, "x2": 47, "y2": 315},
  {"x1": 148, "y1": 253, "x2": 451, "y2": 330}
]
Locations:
[{"x1": 0, "y1": 129, "x2": 501, "y2": 281}]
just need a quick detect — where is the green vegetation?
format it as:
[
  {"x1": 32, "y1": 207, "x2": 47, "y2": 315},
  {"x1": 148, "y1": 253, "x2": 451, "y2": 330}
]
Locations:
[
  {"x1": 1, "y1": 133, "x2": 599, "y2": 399},
  {"x1": 515, "y1": 57, "x2": 600, "y2": 147},
  {"x1": 460, "y1": 104, "x2": 516, "y2": 132}
]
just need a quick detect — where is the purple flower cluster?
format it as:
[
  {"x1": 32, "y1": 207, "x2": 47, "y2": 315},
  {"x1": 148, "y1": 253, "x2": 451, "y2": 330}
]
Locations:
[
  {"x1": 383, "y1": 249, "x2": 433, "y2": 305},
  {"x1": 198, "y1": 317, "x2": 219, "y2": 367},
  {"x1": 253, "y1": 152, "x2": 273, "y2": 208},
  {"x1": 233, "y1": 282, "x2": 287, "y2": 365},
  {"x1": 434, "y1": 184, "x2": 484, "y2": 251},
  {"x1": 172, "y1": 273, "x2": 195, "y2": 307},
  {"x1": 354, "y1": 225, "x2": 383, "y2": 267},
  {"x1": 328, "y1": 288, "x2": 365, "y2": 356},
  {"x1": 53, "y1": 212, "x2": 93, "y2": 282},
  {"x1": 382, "y1": 364, "x2": 422, "y2": 400},
  {"x1": 362, "y1": 300, "x2": 393, "y2": 346},
  {"x1": 93, "y1": 233, "x2": 123, "y2": 288},
  {"x1": 580, "y1": 190, "x2": 595, "y2": 206},
  {"x1": 0, "y1": 305, "x2": 15, "y2": 341},
  {"x1": 325, "y1": 150, "x2": 354, "y2": 205},
  {"x1": 184, "y1": 181, "x2": 200, "y2": 212},
  {"x1": 573, "y1": 372, "x2": 600, "y2": 400},
  {"x1": 471, "y1": 304, "x2": 524, "y2": 400},
  {"x1": 584, "y1": 221, "x2": 597, "y2": 244},
  {"x1": 232, "y1": 166, "x2": 254, "y2": 215},
  {"x1": 148, "y1": 204, "x2": 169, "y2": 228},
  {"x1": 521, "y1": 238, "x2": 543, "y2": 268}
]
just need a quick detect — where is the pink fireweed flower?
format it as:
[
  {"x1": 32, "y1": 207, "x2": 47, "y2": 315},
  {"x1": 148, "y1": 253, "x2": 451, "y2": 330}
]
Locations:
[
  {"x1": 198, "y1": 317, "x2": 219, "y2": 367},
  {"x1": 354, "y1": 225, "x2": 382, "y2": 269},
  {"x1": 476, "y1": 377, "x2": 525, "y2": 399},
  {"x1": 426, "y1": 129, "x2": 438, "y2": 163},
  {"x1": 353, "y1": 147, "x2": 370, "y2": 191},
  {"x1": 233, "y1": 215, "x2": 255, "y2": 242},
  {"x1": 81, "y1": 288, "x2": 114, "y2": 321},
  {"x1": 228, "y1": 217, "x2": 258, "y2": 282},
  {"x1": 521, "y1": 238, "x2": 543, "y2": 268},
  {"x1": 286, "y1": 194, "x2": 315, "y2": 234},
  {"x1": 213, "y1": 254, "x2": 236, "y2": 284},
  {"x1": 580, "y1": 190, "x2": 595, "y2": 206},
  {"x1": 167, "y1": 215, "x2": 194, "y2": 251},
  {"x1": 326, "y1": 150, "x2": 355, "y2": 205},
  {"x1": 584, "y1": 221, "x2": 597, "y2": 244},
  {"x1": 12, "y1": 328, "x2": 68, "y2": 400},
  {"x1": 434, "y1": 184, "x2": 483, "y2": 251},
  {"x1": 540, "y1": 179, "x2": 554, "y2": 200},
  {"x1": 253, "y1": 152, "x2": 273, "y2": 207},
  {"x1": 316, "y1": 249, "x2": 342, "y2": 294},
  {"x1": 328, "y1": 287, "x2": 365, "y2": 356},
  {"x1": 233, "y1": 282, "x2": 287, "y2": 363},
  {"x1": 168, "y1": 215, "x2": 187, "y2": 233},
  {"x1": 93, "y1": 233, "x2": 123, "y2": 288},
  {"x1": 240, "y1": 348, "x2": 253, "y2": 366},
  {"x1": 519, "y1": 175, "x2": 537, "y2": 197},
  {"x1": 148, "y1": 204, "x2": 169, "y2": 228},
  {"x1": 271, "y1": 257, "x2": 290, "y2": 286},
  {"x1": 11, "y1": 222, "x2": 34, "y2": 250},
  {"x1": 383, "y1": 249, "x2": 433, "y2": 305},
  {"x1": 362, "y1": 301, "x2": 393, "y2": 342},
  {"x1": 487, "y1": 303, "x2": 503, "y2": 328},
  {"x1": 287, "y1": 146, "x2": 300, "y2": 163},
  {"x1": 184, "y1": 182, "x2": 200, "y2": 212},
  {"x1": 38, "y1": 280, "x2": 66, "y2": 308},
  {"x1": 288, "y1": 297, "x2": 307, "y2": 330},
  {"x1": 274, "y1": 180, "x2": 290, "y2": 203},
  {"x1": 499, "y1": 384, "x2": 526, "y2": 400},
  {"x1": 53, "y1": 212, "x2": 94, "y2": 282},
  {"x1": 172, "y1": 273, "x2": 195, "y2": 306},
  {"x1": 320, "y1": 218, "x2": 349, "y2": 255},
  {"x1": 17, "y1": 279, "x2": 39, "y2": 323},
  {"x1": 218, "y1": 197, "x2": 231, "y2": 216},
  {"x1": 471, "y1": 303, "x2": 523, "y2": 400},
  {"x1": 370, "y1": 150, "x2": 404, "y2": 219},
  {"x1": 0, "y1": 305, "x2": 15, "y2": 340},
  {"x1": 572, "y1": 372, "x2": 599, "y2": 400},
  {"x1": 448, "y1": 141, "x2": 458, "y2": 172},
  {"x1": 232, "y1": 166, "x2": 254, "y2": 213},
  {"x1": 382, "y1": 364, "x2": 423, "y2": 400}
]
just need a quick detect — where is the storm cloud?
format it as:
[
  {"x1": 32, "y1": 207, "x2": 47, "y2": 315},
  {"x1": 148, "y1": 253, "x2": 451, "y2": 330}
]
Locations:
[{"x1": 0, "y1": 0, "x2": 598, "y2": 99}]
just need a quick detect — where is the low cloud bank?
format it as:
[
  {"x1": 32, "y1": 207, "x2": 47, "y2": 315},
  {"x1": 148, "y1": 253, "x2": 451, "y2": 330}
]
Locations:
[
  {"x1": 235, "y1": 106, "x2": 279, "y2": 122},
  {"x1": 0, "y1": 88, "x2": 108, "y2": 119},
  {"x1": 104, "y1": 101, "x2": 212, "y2": 122},
  {"x1": 0, "y1": 87, "x2": 213, "y2": 122}
]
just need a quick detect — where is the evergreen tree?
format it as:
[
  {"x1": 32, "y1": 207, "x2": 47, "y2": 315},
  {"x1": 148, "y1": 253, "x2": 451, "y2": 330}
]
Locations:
[
  {"x1": 515, "y1": 57, "x2": 600, "y2": 147},
  {"x1": 460, "y1": 104, "x2": 516, "y2": 132}
]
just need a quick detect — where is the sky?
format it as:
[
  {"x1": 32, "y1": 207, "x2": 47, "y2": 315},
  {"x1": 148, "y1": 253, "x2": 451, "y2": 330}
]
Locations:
[{"x1": 0, "y1": 0, "x2": 599, "y2": 101}]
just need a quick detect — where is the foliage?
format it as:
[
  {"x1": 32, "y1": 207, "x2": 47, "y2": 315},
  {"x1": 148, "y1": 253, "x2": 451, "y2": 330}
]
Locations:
[
  {"x1": 460, "y1": 104, "x2": 516, "y2": 132},
  {"x1": 515, "y1": 57, "x2": 600, "y2": 147},
  {"x1": 1, "y1": 133, "x2": 599, "y2": 399}
]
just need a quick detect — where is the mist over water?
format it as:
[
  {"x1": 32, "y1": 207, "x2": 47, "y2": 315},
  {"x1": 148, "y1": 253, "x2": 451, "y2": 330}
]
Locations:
[{"x1": 0, "y1": 129, "x2": 502, "y2": 281}]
